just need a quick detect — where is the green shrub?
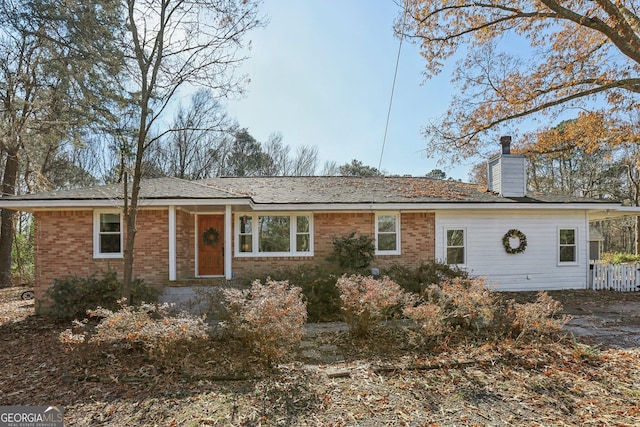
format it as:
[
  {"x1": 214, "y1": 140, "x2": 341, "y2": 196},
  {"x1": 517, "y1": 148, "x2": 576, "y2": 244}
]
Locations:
[
  {"x1": 46, "y1": 270, "x2": 159, "y2": 321},
  {"x1": 383, "y1": 261, "x2": 469, "y2": 295},
  {"x1": 600, "y1": 252, "x2": 640, "y2": 264},
  {"x1": 327, "y1": 232, "x2": 375, "y2": 272},
  {"x1": 251, "y1": 264, "x2": 342, "y2": 322},
  {"x1": 222, "y1": 279, "x2": 308, "y2": 367}
]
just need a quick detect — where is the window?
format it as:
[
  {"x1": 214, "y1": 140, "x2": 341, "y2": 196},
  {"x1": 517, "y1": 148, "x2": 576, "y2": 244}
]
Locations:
[
  {"x1": 559, "y1": 228, "x2": 577, "y2": 263},
  {"x1": 94, "y1": 210, "x2": 123, "y2": 258},
  {"x1": 238, "y1": 215, "x2": 253, "y2": 253},
  {"x1": 236, "y1": 213, "x2": 312, "y2": 256},
  {"x1": 376, "y1": 213, "x2": 400, "y2": 255},
  {"x1": 446, "y1": 228, "x2": 465, "y2": 265},
  {"x1": 259, "y1": 216, "x2": 290, "y2": 252}
]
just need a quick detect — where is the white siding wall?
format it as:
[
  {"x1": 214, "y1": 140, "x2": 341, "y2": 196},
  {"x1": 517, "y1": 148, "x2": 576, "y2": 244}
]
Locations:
[
  {"x1": 435, "y1": 210, "x2": 589, "y2": 291},
  {"x1": 499, "y1": 156, "x2": 526, "y2": 197},
  {"x1": 488, "y1": 158, "x2": 501, "y2": 194},
  {"x1": 487, "y1": 156, "x2": 526, "y2": 197}
]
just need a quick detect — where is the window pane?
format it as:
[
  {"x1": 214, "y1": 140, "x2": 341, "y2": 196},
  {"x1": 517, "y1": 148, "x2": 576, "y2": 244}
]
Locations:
[
  {"x1": 378, "y1": 234, "x2": 397, "y2": 251},
  {"x1": 100, "y1": 213, "x2": 120, "y2": 232},
  {"x1": 447, "y1": 229, "x2": 464, "y2": 247},
  {"x1": 447, "y1": 247, "x2": 464, "y2": 265},
  {"x1": 297, "y1": 216, "x2": 309, "y2": 233},
  {"x1": 240, "y1": 216, "x2": 252, "y2": 234},
  {"x1": 560, "y1": 246, "x2": 576, "y2": 262},
  {"x1": 560, "y1": 229, "x2": 575, "y2": 245},
  {"x1": 100, "y1": 234, "x2": 121, "y2": 253},
  {"x1": 239, "y1": 235, "x2": 252, "y2": 252},
  {"x1": 378, "y1": 215, "x2": 396, "y2": 233},
  {"x1": 258, "y1": 216, "x2": 290, "y2": 252},
  {"x1": 296, "y1": 234, "x2": 310, "y2": 252}
]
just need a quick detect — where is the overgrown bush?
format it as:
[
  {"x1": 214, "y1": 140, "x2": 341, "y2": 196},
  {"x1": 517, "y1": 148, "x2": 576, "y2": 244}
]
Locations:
[
  {"x1": 328, "y1": 233, "x2": 375, "y2": 272},
  {"x1": 425, "y1": 277, "x2": 498, "y2": 332},
  {"x1": 383, "y1": 261, "x2": 469, "y2": 295},
  {"x1": 511, "y1": 291, "x2": 568, "y2": 342},
  {"x1": 600, "y1": 252, "x2": 640, "y2": 264},
  {"x1": 402, "y1": 302, "x2": 446, "y2": 346},
  {"x1": 403, "y1": 278, "x2": 567, "y2": 348},
  {"x1": 46, "y1": 270, "x2": 159, "y2": 321},
  {"x1": 336, "y1": 274, "x2": 410, "y2": 336},
  {"x1": 251, "y1": 264, "x2": 342, "y2": 322},
  {"x1": 222, "y1": 279, "x2": 307, "y2": 366},
  {"x1": 59, "y1": 300, "x2": 209, "y2": 367}
]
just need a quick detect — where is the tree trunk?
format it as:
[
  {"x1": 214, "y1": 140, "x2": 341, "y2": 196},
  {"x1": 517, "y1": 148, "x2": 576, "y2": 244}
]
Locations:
[
  {"x1": 0, "y1": 149, "x2": 19, "y2": 287},
  {"x1": 122, "y1": 169, "x2": 142, "y2": 302}
]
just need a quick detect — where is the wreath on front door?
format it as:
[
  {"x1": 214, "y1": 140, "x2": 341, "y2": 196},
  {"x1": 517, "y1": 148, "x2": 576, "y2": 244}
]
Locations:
[
  {"x1": 502, "y1": 229, "x2": 527, "y2": 254},
  {"x1": 202, "y1": 227, "x2": 220, "y2": 246}
]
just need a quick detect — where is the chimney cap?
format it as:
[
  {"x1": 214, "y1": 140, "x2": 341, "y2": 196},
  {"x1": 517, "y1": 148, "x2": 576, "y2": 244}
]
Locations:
[{"x1": 500, "y1": 135, "x2": 511, "y2": 155}]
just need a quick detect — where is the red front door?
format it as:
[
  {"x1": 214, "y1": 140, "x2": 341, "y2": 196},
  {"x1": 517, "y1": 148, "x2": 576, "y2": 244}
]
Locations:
[{"x1": 198, "y1": 215, "x2": 224, "y2": 276}]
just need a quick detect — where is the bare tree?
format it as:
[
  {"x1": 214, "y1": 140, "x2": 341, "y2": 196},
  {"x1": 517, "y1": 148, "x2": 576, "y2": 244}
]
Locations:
[
  {"x1": 118, "y1": 0, "x2": 262, "y2": 297},
  {"x1": 152, "y1": 89, "x2": 235, "y2": 180}
]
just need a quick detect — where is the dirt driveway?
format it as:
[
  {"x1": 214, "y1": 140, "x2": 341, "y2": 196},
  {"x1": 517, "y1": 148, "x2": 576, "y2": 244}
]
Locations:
[{"x1": 542, "y1": 290, "x2": 640, "y2": 349}]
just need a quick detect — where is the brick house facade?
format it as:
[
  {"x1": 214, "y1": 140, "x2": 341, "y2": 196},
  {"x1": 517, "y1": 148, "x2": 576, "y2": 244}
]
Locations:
[
  {"x1": 2, "y1": 172, "x2": 629, "y2": 310},
  {"x1": 33, "y1": 208, "x2": 435, "y2": 308}
]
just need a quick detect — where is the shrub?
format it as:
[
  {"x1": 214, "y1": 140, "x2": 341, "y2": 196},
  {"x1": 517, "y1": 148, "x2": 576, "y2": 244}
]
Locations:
[
  {"x1": 425, "y1": 277, "x2": 497, "y2": 332},
  {"x1": 402, "y1": 302, "x2": 446, "y2": 346},
  {"x1": 336, "y1": 274, "x2": 410, "y2": 336},
  {"x1": 328, "y1": 232, "x2": 375, "y2": 272},
  {"x1": 222, "y1": 279, "x2": 307, "y2": 367},
  {"x1": 59, "y1": 300, "x2": 209, "y2": 367},
  {"x1": 383, "y1": 261, "x2": 469, "y2": 295},
  {"x1": 46, "y1": 270, "x2": 159, "y2": 321},
  {"x1": 511, "y1": 291, "x2": 568, "y2": 342},
  {"x1": 250, "y1": 264, "x2": 342, "y2": 322},
  {"x1": 600, "y1": 252, "x2": 640, "y2": 264},
  {"x1": 403, "y1": 279, "x2": 567, "y2": 347}
]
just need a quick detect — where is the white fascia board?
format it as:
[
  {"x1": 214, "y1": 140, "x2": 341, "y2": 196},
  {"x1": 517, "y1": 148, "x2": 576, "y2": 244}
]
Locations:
[
  {"x1": 249, "y1": 202, "x2": 625, "y2": 212},
  {"x1": 0, "y1": 198, "x2": 625, "y2": 214},
  {"x1": 588, "y1": 206, "x2": 640, "y2": 220},
  {"x1": 0, "y1": 198, "x2": 252, "y2": 211}
]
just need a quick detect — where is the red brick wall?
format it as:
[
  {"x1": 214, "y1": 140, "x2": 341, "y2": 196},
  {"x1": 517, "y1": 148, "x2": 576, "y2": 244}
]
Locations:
[
  {"x1": 175, "y1": 209, "x2": 195, "y2": 279},
  {"x1": 34, "y1": 209, "x2": 170, "y2": 310},
  {"x1": 230, "y1": 212, "x2": 435, "y2": 278},
  {"x1": 33, "y1": 209, "x2": 435, "y2": 307}
]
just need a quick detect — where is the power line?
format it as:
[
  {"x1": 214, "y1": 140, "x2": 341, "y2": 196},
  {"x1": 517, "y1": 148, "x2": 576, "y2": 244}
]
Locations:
[{"x1": 378, "y1": 3, "x2": 407, "y2": 172}]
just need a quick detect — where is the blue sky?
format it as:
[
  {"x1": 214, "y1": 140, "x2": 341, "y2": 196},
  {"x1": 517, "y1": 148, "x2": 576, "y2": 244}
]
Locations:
[{"x1": 224, "y1": 0, "x2": 472, "y2": 180}]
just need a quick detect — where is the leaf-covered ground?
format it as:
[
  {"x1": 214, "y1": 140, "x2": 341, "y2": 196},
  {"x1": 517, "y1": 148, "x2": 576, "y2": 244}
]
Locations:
[{"x1": 1, "y1": 286, "x2": 639, "y2": 426}]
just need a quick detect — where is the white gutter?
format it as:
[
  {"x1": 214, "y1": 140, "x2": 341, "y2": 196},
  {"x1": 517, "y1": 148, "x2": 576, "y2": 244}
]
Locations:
[{"x1": 0, "y1": 199, "x2": 630, "y2": 214}]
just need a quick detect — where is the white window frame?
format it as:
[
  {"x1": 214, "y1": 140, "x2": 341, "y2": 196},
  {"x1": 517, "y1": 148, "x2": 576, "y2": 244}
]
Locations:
[
  {"x1": 93, "y1": 209, "x2": 123, "y2": 259},
  {"x1": 375, "y1": 212, "x2": 401, "y2": 255},
  {"x1": 558, "y1": 227, "x2": 578, "y2": 265},
  {"x1": 234, "y1": 212, "x2": 314, "y2": 257},
  {"x1": 445, "y1": 227, "x2": 466, "y2": 266}
]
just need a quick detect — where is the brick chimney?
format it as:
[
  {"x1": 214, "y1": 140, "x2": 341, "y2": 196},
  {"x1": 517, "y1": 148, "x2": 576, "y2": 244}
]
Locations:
[{"x1": 487, "y1": 136, "x2": 527, "y2": 197}]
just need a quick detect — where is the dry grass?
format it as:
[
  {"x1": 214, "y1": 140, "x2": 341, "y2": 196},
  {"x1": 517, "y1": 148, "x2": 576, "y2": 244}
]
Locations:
[{"x1": 1, "y1": 286, "x2": 639, "y2": 426}]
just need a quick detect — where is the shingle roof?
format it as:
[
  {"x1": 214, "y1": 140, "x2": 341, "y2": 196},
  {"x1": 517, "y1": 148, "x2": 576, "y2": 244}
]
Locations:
[
  {"x1": 7, "y1": 177, "x2": 244, "y2": 201},
  {"x1": 198, "y1": 176, "x2": 611, "y2": 205},
  {"x1": 0, "y1": 176, "x2": 612, "y2": 205}
]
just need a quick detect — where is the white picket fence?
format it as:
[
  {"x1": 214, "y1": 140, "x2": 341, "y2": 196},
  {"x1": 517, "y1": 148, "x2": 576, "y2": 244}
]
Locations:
[{"x1": 591, "y1": 262, "x2": 640, "y2": 292}]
